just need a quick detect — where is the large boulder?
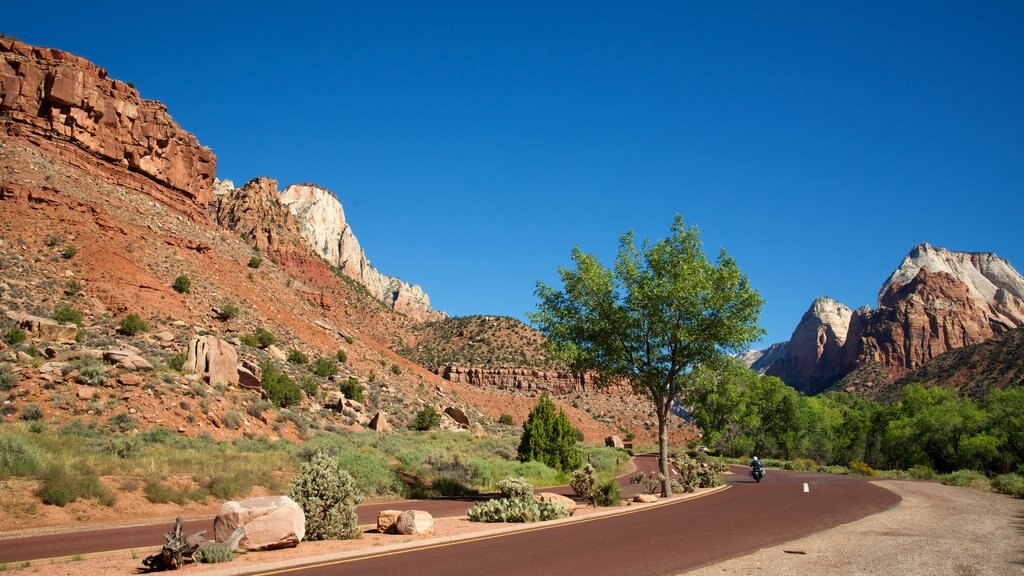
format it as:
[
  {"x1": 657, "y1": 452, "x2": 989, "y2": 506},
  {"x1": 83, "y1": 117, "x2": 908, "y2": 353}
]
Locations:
[
  {"x1": 185, "y1": 336, "x2": 239, "y2": 386},
  {"x1": 369, "y1": 412, "x2": 390, "y2": 432},
  {"x1": 5, "y1": 311, "x2": 77, "y2": 344},
  {"x1": 103, "y1": 349, "x2": 154, "y2": 371},
  {"x1": 377, "y1": 509, "x2": 402, "y2": 534},
  {"x1": 535, "y1": 492, "x2": 578, "y2": 513},
  {"x1": 444, "y1": 406, "x2": 471, "y2": 427},
  {"x1": 214, "y1": 495, "x2": 305, "y2": 551},
  {"x1": 605, "y1": 435, "x2": 624, "y2": 449},
  {"x1": 395, "y1": 510, "x2": 434, "y2": 535}
]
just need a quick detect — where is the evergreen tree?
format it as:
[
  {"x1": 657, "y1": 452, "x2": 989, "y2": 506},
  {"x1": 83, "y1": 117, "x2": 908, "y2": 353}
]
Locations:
[{"x1": 518, "y1": 393, "x2": 582, "y2": 471}]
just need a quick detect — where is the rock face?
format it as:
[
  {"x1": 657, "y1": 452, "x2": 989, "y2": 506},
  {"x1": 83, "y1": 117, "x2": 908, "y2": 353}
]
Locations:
[
  {"x1": 764, "y1": 297, "x2": 853, "y2": 394},
  {"x1": 752, "y1": 243, "x2": 1024, "y2": 396},
  {"x1": 0, "y1": 39, "x2": 215, "y2": 213},
  {"x1": 279, "y1": 184, "x2": 441, "y2": 321},
  {"x1": 185, "y1": 336, "x2": 239, "y2": 386},
  {"x1": 736, "y1": 341, "x2": 788, "y2": 374},
  {"x1": 214, "y1": 495, "x2": 305, "y2": 551}
]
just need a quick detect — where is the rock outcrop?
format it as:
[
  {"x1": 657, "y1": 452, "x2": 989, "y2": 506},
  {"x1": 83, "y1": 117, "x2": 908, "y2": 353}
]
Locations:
[
  {"x1": 185, "y1": 336, "x2": 239, "y2": 387},
  {"x1": 279, "y1": 183, "x2": 441, "y2": 321},
  {"x1": 0, "y1": 39, "x2": 215, "y2": 214},
  {"x1": 736, "y1": 341, "x2": 788, "y2": 374},
  {"x1": 764, "y1": 297, "x2": 852, "y2": 394}
]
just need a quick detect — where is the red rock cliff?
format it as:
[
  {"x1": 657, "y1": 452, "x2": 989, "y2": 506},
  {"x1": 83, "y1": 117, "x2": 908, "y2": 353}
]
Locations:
[{"x1": 0, "y1": 39, "x2": 215, "y2": 213}]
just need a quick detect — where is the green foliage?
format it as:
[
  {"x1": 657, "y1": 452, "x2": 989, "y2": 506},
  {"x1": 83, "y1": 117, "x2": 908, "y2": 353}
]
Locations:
[
  {"x1": 247, "y1": 255, "x2": 262, "y2": 269},
  {"x1": 20, "y1": 404, "x2": 43, "y2": 421},
  {"x1": 195, "y1": 545, "x2": 233, "y2": 564},
  {"x1": 530, "y1": 215, "x2": 764, "y2": 495},
  {"x1": 498, "y1": 413, "x2": 515, "y2": 426},
  {"x1": 345, "y1": 336, "x2": 354, "y2": 345},
  {"x1": 61, "y1": 245, "x2": 77, "y2": 259},
  {"x1": 109, "y1": 412, "x2": 139, "y2": 432},
  {"x1": 411, "y1": 405, "x2": 441, "y2": 431},
  {"x1": 218, "y1": 301, "x2": 240, "y2": 321},
  {"x1": 118, "y1": 314, "x2": 148, "y2": 335},
  {"x1": 907, "y1": 464, "x2": 935, "y2": 480},
  {"x1": 336, "y1": 349, "x2": 348, "y2": 364},
  {"x1": 53, "y1": 304, "x2": 84, "y2": 327},
  {"x1": 569, "y1": 463, "x2": 601, "y2": 504},
  {"x1": 104, "y1": 436, "x2": 142, "y2": 459},
  {"x1": 390, "y1": 363, "x2": 402, "y2": 376},
  {"x1": 517, "y1": 393, "x2": 581, "y2": 472},
  {"x1": 991, "y1": 473, "x2": 1024, "y2": 499},
  {"x1": 63, "y1": 279, "x2": 82, "y2": 296},
  {"x1": 167, "y1": 353, "x2": 186, "y2": 371},
  {"x1": 785, "y1": 459, "x2": 818, "y2": 471},
  {"x1": 287, "y1": 348, "x2": 309, "y2": 365},
  {"x1": 847, "y1": 460, "x2": 877, "y2": 477},
  {"x1": 671, "y1": 452, "x2": 723, "y2": 492},
  {"x1": 496, "y1": 476, "x2": 534, "y2": 500},
  {"x1": 0, "y1": 364, "x2": 19, "y2": 391},
  {"x1": 172, "y1": 275, "x2": 191, "y2": 293},
  {"x1": 37, "y1": 463, "x2": 113, "y2": 507},
  {"x1": 240, "y1": 327, "x2": 277, "y2": 348},
  {"x1": 44, "y1": 234, "x2": 60, "y2": 247},
  {"x1": 338, "y1": 378, "x2": 364, "y2": 403},
  {"x1": 299, "y1": 376, "x2": 319, "y2": 399},
  {"x1": 0, "y1": 435, "x2": 40, "y2": 477},
  {"x1": 938, "y1": 469, "x2": 990, "y2": 490},
  {"x1": 288, "y1": 450, "x2": 363, "y2": 540},
  {"x1": 4, "y1": 326, "x2": 26, "y2": 345},
  {"x1": 311, "y1": 357, "x2": 338, "y2": 378},
  {"x1": 75, "y1": 362, "x2": 106, "y2": 386},
  {"x1": 466, "y1": 494, "x2": 568, "y2": 523},
  {"x1": 596, "y1": 477, "x2": 622, "y2": 506},
  {"x1": 260, "y1": 362, "x2": 302, "y2": 408}
]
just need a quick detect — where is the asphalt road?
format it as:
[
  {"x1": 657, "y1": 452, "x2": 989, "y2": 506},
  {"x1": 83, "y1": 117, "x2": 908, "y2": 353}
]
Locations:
[{"x1": 240, "y1": 467, "x2": 900, "y2": 576}]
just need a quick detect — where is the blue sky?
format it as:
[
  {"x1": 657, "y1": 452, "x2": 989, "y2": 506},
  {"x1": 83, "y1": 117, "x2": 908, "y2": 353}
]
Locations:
[{"x1": 5, "y1": 1, "x2": 1023, "y2": 347}]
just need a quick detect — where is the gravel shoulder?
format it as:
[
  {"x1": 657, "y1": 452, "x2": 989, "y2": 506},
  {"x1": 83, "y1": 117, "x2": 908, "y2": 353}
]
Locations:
[{"x1": 684, "y1": 479, "x2": 1024, "y2": 576}]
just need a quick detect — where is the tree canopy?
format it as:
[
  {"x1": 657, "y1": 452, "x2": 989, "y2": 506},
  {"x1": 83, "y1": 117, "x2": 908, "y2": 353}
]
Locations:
[{"x1": 530, "y1": 215, "x2": 764, "y2": 495}]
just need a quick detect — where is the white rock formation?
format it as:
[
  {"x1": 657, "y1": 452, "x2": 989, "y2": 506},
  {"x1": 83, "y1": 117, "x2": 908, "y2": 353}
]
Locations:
[{"x1": 279, "y1": 183, "x2": 441, "y2": 321}]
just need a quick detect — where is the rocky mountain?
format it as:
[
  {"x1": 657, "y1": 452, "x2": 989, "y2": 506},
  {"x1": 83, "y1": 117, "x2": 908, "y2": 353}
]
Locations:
[
  {"x1": 743, "y1": 243, "x2": 1024, "y2": 396},
  {"x1": 279, "y1": 183, "x2": 440, "y2": 321},
  {"x1": 736, "y1": 341, "x2": 788, "y2": 374}
]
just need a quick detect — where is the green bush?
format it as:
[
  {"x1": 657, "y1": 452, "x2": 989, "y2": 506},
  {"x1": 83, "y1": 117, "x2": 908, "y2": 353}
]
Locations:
[
  {"x1": 118, "y1": 314, "x2": 149, "y2": 336},
  {"x1": 299, "y1": 376, "x2": 319, "y2": 399},
  {"x1": 939, "y1": 469, "x2": 990, "y2": 490},
  {"x1": 53, "y1": 304, "x2": 84, "y2": 327},
  {"x1": 411, "y1": 405, "x2": 441, "y2": 431},
  {"x1": 467, "y1": 493, "x2": 567, "y2": 523},
  {"x1": 517, "y1": 393, "x2": 581, "y2": 472},
  {"x1": 288, "y1": 450, "x2": 363, "y2": 540},
  {"x1": 596, "y1": 478, "x2": 622, "y2": 506},
  {"x1": 498, "y1": 413, "x2": 515, "y2": 426},
  {"x1": 287, "y1": 348, "x2": 309, "y2": 365},
  {"x1": 338, "y1": 378, "x2": 364, "y2": 404},
  {"x1": 0, "y1": 364, "x2": 19, "y2": 391},
  {"x1": 240, "y1": 327, "x2": 276, "y2": 348},
  {"x1": 786, "y1": 459, "x2": 818, "y2": 472},
  {"x1": 44, "y1": 234, "x2": 60, "y2": 247},
  {"x1": 167, "y1": 352, "x2": 187, "y2": 371},
  {"x1": 248, "y1": 255, "x2": 262, "y2": 269},
  {"x1": 991, "y1": 474, "x2": 1024, "y2": 499},
  {"x1": 336, "y1": 349, "x2": 348, "y2": 364},
  {"x1": 204, "y1": 470, "x2": 252, "y2": 500},
  {"x1": 172, "y1": 275, "x2": 191, "y2": 293},
  {"x1": 0, "y1": 435, "x2": 40, "y2": 477},
  {"x1": 848, "y1": 460, "x2": 877, "y2": 477},
  {"x1": 64, "y1": 279, "x2": 82, "y2": 296},
  {"x1": 37, "y1": 463, "x2": 113, "y2": 507},
  {"x1": 104, "y1": 436, "x2": 142, "y2": 459},
  {"x1": 61, "y1": 245, "x2": 77, "y2": 259},
  {"x1": 496, "y1": 476, "x2": 534, "y2": 500},
  {"x1": 311, "y1": 357, "x2": 338, "y2": 378},
  {"x1": 570, "y1": 463, "x2": 601, "y2": 504},
  {"x1": 143, "y1": 478, "x2": 189, "y2": 504},
  {"x1": 109, "y1": 412, "x2": 139, "y2": 432},
  {"x1": 908, "y1": 464, "x2": 935, "y2": 480},
  {"x1": 195, "y1": 544, "x2": 234, "y2": 564},
  {"x1": 260, "y1": 362, "x2": 302, "y2": 408},
  {"x1": 390, "y1": 364, "x2": 402, "y2": 376},
  {"x1": 76, "y1": 362, "x2": 106, "y2": 386},
  {"x1": 4, "y1": 326, "x2": 26, "y2": 345},
  {"x1": 218, "y1": 301, "x2": 240, "y2": 321},
  {"x1": 20, "y1": 404, "x2": 43, "y2": 421}
]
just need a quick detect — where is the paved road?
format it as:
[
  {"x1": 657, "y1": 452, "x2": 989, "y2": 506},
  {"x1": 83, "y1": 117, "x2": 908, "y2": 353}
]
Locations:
[
  {"x1": 239, "y1": 467, "x2": 900, "y2": 576},
  {"x1": 0, "y1": 456, "x2": 664, "y2": 563}
]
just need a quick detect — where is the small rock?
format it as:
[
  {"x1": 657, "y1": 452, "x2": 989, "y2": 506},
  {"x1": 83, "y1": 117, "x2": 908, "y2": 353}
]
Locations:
[
  {"x1": 633, "y1": 494, "x2": 659, "y2": 503},
  {"x1": 77, "y1": 387, "x2": 96, "y2": 400},
  {"x1": 118, "y1": 373, "x2": 145, "y2": 386},
  {"x1": 154, "y1": 331, "x2": 175, "y2": 342}
]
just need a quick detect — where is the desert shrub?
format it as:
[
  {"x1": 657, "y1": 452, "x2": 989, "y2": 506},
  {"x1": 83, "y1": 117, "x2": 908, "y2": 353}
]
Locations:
[
  {"x1": 672, "y1": 453, "x2": 701, "y2": 493},
  {"x1": 20, "y1": 404, "x2": 43, "y2": 421},
  {"x1": 139, "y1": 426, "x2": 175, "y2": 444},
  {"x1": 76, "y1": 362, "x2": 106, "y2": 386},
  {"x1": 498, "y1": 413, "x2": 515, "y2": 426},
  {"x1": 29, "y1": 420, "x2": 45, "y2": 434},
  {"x1": 848, "y1": 460, "x2": 877, "y2": 477},
  {"x1": 337, "y1": 375, "x2": 362, "y2": 401},
  {"x1": 248, "y1": 255, "x2": 261, "y2": 269},
  {"x1": 118, "y1": 314, "x2": 149, "y2": 335},
  {"x1": 60, "y1": 419, "x2": 102, "y2": 438},
  {"x1": 240, "y1": 327, "x2": 276, "y2": 349},
  {"x1": 0, "y1": 364, "x2": 19, "y2": 391},
  {"x1": 143, "y1": 478, "x2": 188, "y2": 504},
  {"x1": 53, "y1": 304, "x2": 84, "y2": 327},
  {"x1": 496, "y1": 476, "x2": 534, "y2": 500},
  {"x1": 44, "y1": 234, "x2": 60, "y2": 247},
  {"x1": 411, "y1": 405, "x2": 441, "y2": 431},
  {"x1": 336, "y1": 349, "x2": 347, "y2": 364},
  {"x1": 222, "y1": 410, "x2": 242, "y2": 430},
  {"x1": 311, "y1": 357, "x2": 338, "y2": 378},
  {"x1": 172, "y1": 275, "x2": 191, "y2": 293},
  {"x1": 288, "y1": 450, "x2": 362, "y2": 540},
  {"x1": 4, "y1": 326, "x2": 26, "y2": 345},
  {"x1": 517, "y1": 393, "x2": 581, "y2": 472},
  {"x1": 260, "y1": 362, "x2": 302, "y2": 408},
  {"x1": 0, "y1": 435, "x2": 40, "y2": 477},
  {"x1": 939, "y1": 469, "x2": 990, "y2": 490},
  {"x1": 104, "y1": 436, "x2": 142, "y2": 459},
  {"x1": 246, "y1": 400, "x2": 273, "y2": 419},
  {"x1": 204, "y1": 470, "x2": 252, "y2": 500},
  {"x1": 109, "y1": 412, "x2": 139, "y2": 432},
  {"x1": 194, "y1": 544, "x2": 233, "y2": 564},
  {"x1": 287, "y1": 348, "x2": 309, "y2": 365},
  {"x1": 631, "y1": 471, "x2": 663, "y2": 494},
  {"x1": 344, "y1": 335, "x2": 354, "y2": 345},
  {"x1": 218, "y1": 301, "x2": 240, "y2": 321},
  {"x1": 64, "y1": 279, "x2": 82, "y2": 296},
  {"x1": 390, "y1": 364, "x2": 401, "y2": 376},
  {"x1": 61, "y1": 245, "x2": 77, "y2": 259},
  {"x1": 908, "y1": 464, "x2": 936, "y2": 480},
  {"x1": 570, "y1": 463, "x2": 601, "y2": 504},
  {"x1": 38, "y1": 463, "x2": 113, "y2": 507},
  {"x1": 167, "y1": 352, "x2": 186, "y2": 371},
  {"x1": 467, "y1": 494, "x2": 567, "y2": 523},
  {"x1": 299, "y1": 376, "x2": 319, "y2": 399},
  {"x1": 786, "y1": 459, "x2": 818, "y2": 471},
  {"x1": 991, "y1": 474, "x2": 1024, "y2": 499},
  {"x1": 596, "y1": 478, "x2": 622, "y2": 506}
]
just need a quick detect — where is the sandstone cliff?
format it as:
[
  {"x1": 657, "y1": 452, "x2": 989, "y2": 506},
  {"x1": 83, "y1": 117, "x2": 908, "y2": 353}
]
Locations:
[
  {"x1": 279, "y1": 183, "x2": 440, "y2": 321},
  {"x1": 764, "y1": 297, "x2": 852, "y2": 394},
  {"x1": 0, "y1": 39, "x2": 215, "y2": 215},
  {"x1": 736, "y1": 341, "x2": 788, "y2": 374}
]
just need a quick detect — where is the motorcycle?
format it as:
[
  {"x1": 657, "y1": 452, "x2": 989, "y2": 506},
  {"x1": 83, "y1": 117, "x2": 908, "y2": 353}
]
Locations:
[{"x1": 749, "y1": 466, "x2": 765, "y2": 482}]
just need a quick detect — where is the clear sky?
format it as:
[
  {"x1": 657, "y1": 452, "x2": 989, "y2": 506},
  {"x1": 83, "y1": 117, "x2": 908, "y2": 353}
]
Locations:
[{"x1": 5, "y1": 1, "x2": 1023, "y2": 347}]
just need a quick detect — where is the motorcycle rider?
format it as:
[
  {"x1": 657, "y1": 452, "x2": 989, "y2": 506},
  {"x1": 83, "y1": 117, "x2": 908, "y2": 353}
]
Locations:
[{"x1": 749, "y1": 456, "x2": 765, "y2": 478}]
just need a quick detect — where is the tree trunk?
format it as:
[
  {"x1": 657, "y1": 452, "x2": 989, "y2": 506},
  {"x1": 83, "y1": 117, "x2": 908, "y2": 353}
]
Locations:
[{"x1": 658, "y1": 410, "x2": 672, "y2": 497}]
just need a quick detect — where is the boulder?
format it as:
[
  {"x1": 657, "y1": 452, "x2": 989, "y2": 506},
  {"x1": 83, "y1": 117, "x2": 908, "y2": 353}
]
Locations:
[
  {"x1": 323, "y1": 391, "x2": 345, "y2": 410},
  {"x1": 444, "y1": 406, "x2": 471, "y2": 427},
  {"x1": 395, "y1": 510, "x2": 434, "y2": 536},
  {"x1": 184, "y1": 336, "x2": 239, "y2": 386},
  {"x1": 376, "y1": 509, "x2": 402, "y2": 534},
  {"x1": 535, "y1": 492, "x2": 578, "y2": 513},
  {"x1": 368, "y1": 412, "x2": 390, "y2": 432},
  {"x1": 265, "y1": 345, "x2": 288, "y2": 362},
  {"x1": 6, "y1": 311, "x2": 77, "y2": 344},
  {"x1": 345, "y1": 398, "x2": 365, "y2": 412},
  {"x1": 605, "y1": 435, "x2": 624, "y2": 449},
  {"x1": 633, "y1": 494, "x2": 659, "y2": 503},
  {"x1": 214, "y1": 495, "x2": 305, "y2": 551},
  {"x1": 103, "y1": 349, "x2": 154, "y2": 371}
]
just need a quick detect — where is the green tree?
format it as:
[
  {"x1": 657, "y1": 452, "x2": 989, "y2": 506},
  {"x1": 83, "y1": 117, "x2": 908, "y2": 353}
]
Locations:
[
  {"x1": 517, "y1": 393, "x2": 582, "y2": 472},
  {"x1": 530, "y1": 216, "x2": 763, "y2": 495}
]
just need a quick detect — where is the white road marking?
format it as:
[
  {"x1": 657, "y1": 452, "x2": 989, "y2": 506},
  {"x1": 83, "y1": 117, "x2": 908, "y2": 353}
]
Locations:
[{"x1": 803, "y1": 483, "x2": 810, "y2": 493}]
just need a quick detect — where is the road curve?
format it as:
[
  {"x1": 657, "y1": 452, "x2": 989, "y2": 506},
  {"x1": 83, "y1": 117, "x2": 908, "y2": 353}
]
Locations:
[{"x1": 241, "y1": 467, "x2": 900, "y2": 576}]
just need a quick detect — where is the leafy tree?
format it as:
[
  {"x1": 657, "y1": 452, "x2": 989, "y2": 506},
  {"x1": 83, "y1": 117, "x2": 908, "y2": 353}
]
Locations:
[
  {"x1": 517, "y1": 393, "x2": 581, "y2": 472},
  {"x1": 531, "y1": 216, "x2": 763, "y2": 495}
]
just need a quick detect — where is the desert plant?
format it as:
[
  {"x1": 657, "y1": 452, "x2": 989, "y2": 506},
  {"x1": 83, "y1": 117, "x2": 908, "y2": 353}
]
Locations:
[
  {"x1": 172, "y1": 275, "x2": 191, "y2": 293},
  {"x1": 0, "y1": 435, "x2": 40, "y2": 477},
  {"x1": 287, "y1": 348, "x2": 309, "y2": 365},
  {"x1": 335, "y1": 349, "x2": 348, "y2": 364},
  {"x1": 104, "y1": 436, "x2": 142, "y2": 459},
  {"x1": 3, "y1": 326, "x2": 25, "y2": 345},
  {"x1": 222, "y1": 410, "x2": 242, "y2": 430},
  {"x1": 194, "y1": 544, "x2": 233, "y2": 564},
  {"x1": 496, "y1": 476, "x2": 535, "y2": 500},
  {"x1": 109, "y1": 412, "x2": 139, "y2": 432},
  {"x1": 63, "y1": 279, "x2": 82, "y2": 296},
  {"x1": 311, "y1": 357, "x2": 338, "y2": 378},
  {"x1": 0, "y1": 364, "x2": 19, "y2": 391},
  {"x1": 338, "y1": 378, "x2": 364, "y2": 404},
  {"x1": 247, "y1": 255, "x2": 262, "y2": 269},
  {"x1": 260, "y1": 362, "x2": 302, "y2": 408},
  {"x1": 288, "y1": 450, "x2": 363, "y2": 540},
  {"x1": 167, "y1": 352, "x2": 187, "y2": 371},
  {"x1": 240, "y1": 327, "x2": 276, "y2": 348},
  {"x1": 411, "y1": 405, "x2": 441, "y2": 431},
  {"x1": 991, "y1": 473, "x2": 1024, "y2": 499},
  {"x1": 44, "y1": 235, "x2": 60, "y2": 247},
  {"x1": 466, "y1": 492, "x2": 567, "y2": 523},
  {"x1": 908, "y1": 464, "x2": 935, "y2": 480},
  {"x1": 498, "y1": 413, "x2": 515, "y2": 426},
  {"x1": 390, "y1": 363, "x2": 402, "y2": 376},
  {"x1": 939, "y1": 470, "x2": 990, "y2": 490},
  {"x1": 20, "y1": 404, "x2": 43, "y2": 421},
  {"x1": 848, "y1": 460, "x2": 877, "y2": 477},
  {"x1": 518, "y1": 393, "x2": 581, "y2": 472},
  {"x1": 631, "y1": 471, "x2": 663, "y2": 494},
  {"x1": 217, "y1": 301, "x2": 240, "y2": 321},
  {"x1": 61, "y1": 245, "x2": 77, "y2": 259},
  {"x1": 37, "y1": 463, "x2": 113, "y2": 507},
  {"x1": 76, "y1": 362, "x2": 106, "y2": 386},
  {"x1": 596, "y1": 478, "x2": 622, "y2": 506},
  {"x1": 53, "y1": 304, "x2": 83, "y2": 327},
  {"x1": 570, "y1": 463, "x2": 601, "y2": 504},
  {"x1": 118, "y1": 314, "x2": 149, "y2": 336}
]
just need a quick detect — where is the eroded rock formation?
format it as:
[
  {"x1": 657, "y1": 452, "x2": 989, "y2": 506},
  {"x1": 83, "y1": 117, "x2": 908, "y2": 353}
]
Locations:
[
  {"x1": 432, "y1": 364, "x2": 631, "y2": 395},
  {"x1": 764, "y1": 297, "x2": 852, "y2": 394}
]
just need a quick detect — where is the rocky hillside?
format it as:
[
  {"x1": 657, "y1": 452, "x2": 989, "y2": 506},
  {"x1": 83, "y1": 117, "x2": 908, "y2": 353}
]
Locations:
[{"x1": 743, "y1": 243, "x2": 1024, "y2": 396}]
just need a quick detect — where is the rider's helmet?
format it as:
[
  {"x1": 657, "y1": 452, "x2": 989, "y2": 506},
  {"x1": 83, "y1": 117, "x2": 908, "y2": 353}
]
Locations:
[{"x1": 753, "y1": 456, "x2": 758, "y2": 461}]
